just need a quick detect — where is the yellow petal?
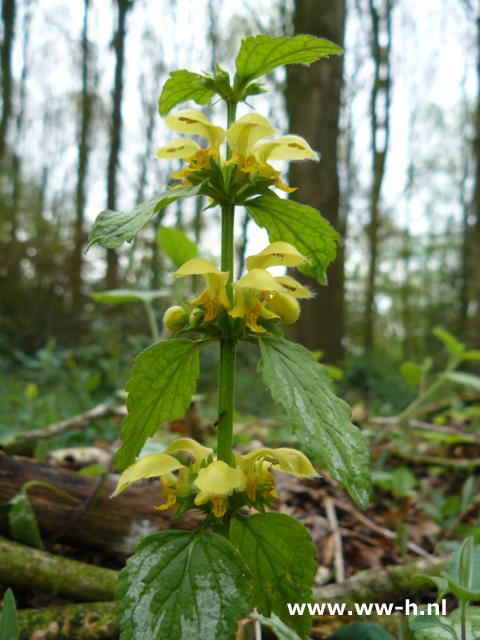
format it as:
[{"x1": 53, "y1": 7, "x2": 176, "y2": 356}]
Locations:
[
  {"x1": 275, "y1": 275, "x2": 312, "y2": 298},
  {"x1": 156, "y1": 139, "x2": 201, "y2": 159},
  {"x1": 234, "y1": 268, "x2": 284, "y2": 292},
  {"x1": 253, "y1": 134, "x2": 318, "y2": 163},
  {"x1": 268, "y1": 293, "x2": 300, "y2": 324},
  {"x1": 227, "y1": 113, "x2": 276, "y2": 156},
  {"x1": 240, "y1": 447, "x2": 318, "y2": 478},
  {"x1": 164, "y1": 438, "x2": 213, "y2": 470},
  {"x1": 173, "y1": 258, "x2": 228, "y2": 282},
  {"x1": 193, "y1": 460, "x2": 246, "y2": 505},
  {"x1": 164, "y1": 109, "x2": 225, "y2": 147},
  {"x1": 246, "y1": 242, "x2": 307, "y2": 270},
  {"x1": 111, "y1": 453, "x2": 184, "y2": 497}
]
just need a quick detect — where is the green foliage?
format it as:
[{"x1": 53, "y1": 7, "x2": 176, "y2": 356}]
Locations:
[
  {"x1": 87, "y1": 184, "x2": 203, "y2": 250},
  {"x1": 447, "y1": 537, "x2": 480, "y2": 602},
  {"x1": 234, "y1": 34, "x2": 343, "y2": 88},
  {"x1": 156, "y1": 226, "x2": 198, "y2": 269},
  {"x1": 0, "y1": 589, "x2": 19, "y2": 640},
  {"x1": 115, "y1": 339, "x2": 200, "y2": 470},
  {"x1": 158, "y1": 70, "x2": 215, "y2": 116},
  {"x1": 246, "y1": 193, "x2": 338, "y2": 285},
  {"x1": 328, "y1": 623, "x2": 395, "y2": 639},
  {"x1": 8, "y1": 490, "x2": 44, "y2": 549},
  {"x1": 91, "y1": 290, "x2": 169, "y2": 305},
  {"x1": 401, "y1": 361, "x2": 424, "y2": 388},
  {"x1": 444, "y1": 371, "x2": 480, "y2": 392},
  {"x1": 410, "y1": 606, "x2": 480, "y2": 639},
  {"x1": 432, "y1": 327, "x2": 465, "y2": 360},
  {"x1": 258, "y1": 336, "x2": 371, "y2": 507},
  {"x1": 254, "y1": 613, "x2": 303, "y2": 640},
  {"x1": 116, "y1": 530, "x2": 252, "y2": 640},
  {"x1": 230, "y1": 513, "x2": 316, "y2": 638}
]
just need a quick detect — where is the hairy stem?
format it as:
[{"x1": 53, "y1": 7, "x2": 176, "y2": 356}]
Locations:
[{"x1": 217, "y1": 100, "x2": 237, "y2": 466}]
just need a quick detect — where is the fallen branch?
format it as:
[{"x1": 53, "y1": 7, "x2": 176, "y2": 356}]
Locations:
[
  {"x1": 0, "y1": 403, "x2": 127, "y2": 455},
  {"x1": 314, "y1": 555, "x2": 446, "y2": 603},
  {"x1": 17, "y1": 602, "x2": 117, "y2": 640},
  {"x1": 0, "y1": 452, "x2": 201, "y2": 557},
  {"x1": 0, "y1": 536, "x2": 117, "y2": 601}
]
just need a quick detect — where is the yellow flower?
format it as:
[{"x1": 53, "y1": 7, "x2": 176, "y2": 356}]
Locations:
[
  {"x1": 227, "y1": 114, "x2": 317, "y2": 192},
  {"x1": 229, "y1": 269, "x2": 284, "y2": 333},
  {"x1": 163, "y1": 305, "x2": 189, "y2": 332},
  {"x1": 274, "y1": 275, "x2": 312, "y2": 299},
  {"x1": 267, "y1": 292, "x2": 300, "y2": 324},
  {"x1": 237, "y1": 447, "x2": 317, "y2": 501},
  {"x1": 156, "y1": 109, "x2": 225, "y2": 185},
  {"x1": 111, "y1": 453, "x2": 186, "y2": 510},
  {"x1": 246, "y1": 242, "x2": 307, "y2": 271},
  {"x1": 194, "y1": 460, "x2": 247, "y2": 518},
  {"x1": 174, "y1": 258, "x2": 230, "y2": 322},
  {"x1": 163, "y1": 437, "x2": 212, "y2": 472}
]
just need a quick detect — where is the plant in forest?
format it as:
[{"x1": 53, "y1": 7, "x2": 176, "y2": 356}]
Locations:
[{"x1": 88, "y1": 34, "x2": 371, "y2": 640}]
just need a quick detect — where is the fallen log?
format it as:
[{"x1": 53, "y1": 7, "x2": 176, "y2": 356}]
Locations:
[
  {"x1": 17, "y1": 602, "x2": 117, "y2": 640},
  {"x1": 0, "y1": 536, "x2": 117, "y2": 601},
  {"x1": 314, "y1": 555, "x2": 447, "y2": 603},
  {"x1": 0, "y1": 452, "x2": 201, "y2": 557}
]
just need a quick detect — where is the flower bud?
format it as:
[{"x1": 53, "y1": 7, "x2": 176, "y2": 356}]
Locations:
[
  {"x1": 163, "y1": 306, "x2": 188, "y2": 332},
  {"x1": 268, "y1": 293, "x2": 300, "y2": 324},
  {"x1": 189, "y1": 307, "x2": 205, "y2": 328}
]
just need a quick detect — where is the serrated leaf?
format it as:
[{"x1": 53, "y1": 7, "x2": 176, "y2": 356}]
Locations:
[
  {"x1": 116, "y1": 530, "x2": 253, "y2": 640},
  {"x1": 230, "y1": 513, "x2": 316, "y2": 639},
  {"x1": 88, "y1": 184, "x2": 203, "y2": 250},
  {"x1": 328, "y1": 623, "x2": 395, "y2": 639},
  {"x1": 91, "y1": 289, "x2": 169, "y2": 305},
  {"x1": 246, "y1": 193, "x2": 338, "y2": 285},
  {"x1": 258, "y1": 336, "x2": 371, "y2": 507},
  {"x1": 158, "y1": 70, "x2": 214, "y2": 116},
  {"x1": 432, "y1": 327, "x2": 465, "y2": 358},
  {"x1": 115, "y1": 339, "x2": 199, "y2": 470},
  {"x1": 0, "y1": 589, "x2": 19, "y2": 640},
  {"x1": 447, "y1": 536, "x2": 480, "y2": 601},
  {"x1": 445, "y1": 371, "x2": 480, "y2": 392},
  {"x1": 156, "y1": 226, "x2": 198, "y2": 268},
  {"x1": 234, "y1": 34, "x2": 343, "y2": 87},
  {"x1": 8, "y1": 491, "x2": 44, "y2": 549}
]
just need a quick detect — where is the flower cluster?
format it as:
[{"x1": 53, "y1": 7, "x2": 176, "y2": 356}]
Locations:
[
  {"x1": 112, "y1": 437, "x2": 317, "y2": 519},
  {"x1": 156, "y1": 108, "x2": 318, "y2": 192},
  {"x1": 163, "y1": 241, "x2": 312, "y2": 334}
]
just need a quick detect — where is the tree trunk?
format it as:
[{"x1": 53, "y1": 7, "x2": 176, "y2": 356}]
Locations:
[
  {"x1": 286, "y1": 0, "x2": 346, "y2": 364},
  {"x1": 71, "y1": 0, "x2": 93, "y2": 312},
  {"x1": 0, "y1": 0, "x2": 15, "y2": 160},
  {"x1": 363, "y1": 0, "x2": 393, "y2": 351},
  {"x1": 105, "y1": 0, "x2": 131, "y2": 289},
  {"x1": 473, "y1": 11, "x2": 480, "y2": 347},
  {"x1": 0, "y1": 453, "x2": 201, "y2": 558}
]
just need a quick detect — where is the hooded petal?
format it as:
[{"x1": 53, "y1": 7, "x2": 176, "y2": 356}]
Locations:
[
  {"x1": 156, "y1": 138, "x2": 201, "y2": 160},
  {"x1": 164, "y1": 109, "x2": 225, "y2": 148},
  {"x1": 246, "y1": 242, "x2": 307, "y2": 270},
  {"x1": 234, "y1": 268, "x2": 284, "y2": 293},
  {"x1": 253, "y1": 134, "x2": 318, "y2": 163},
  {"x1": 275, "y1": 275, "x2": 312, "y2": 299},
  {"x1": 173, "y1": 258, "x2": 228, "y2": 284},
  {"x1": 240, "y1": 447, "x2": 318, "y2": 478},
  {"x1": 193, "y1": 460, "x2": 246, "y2": 505},
  {"x1": 111, "y1": 453, "x2": 185, "y2": 497},
  {"x1": 227, "y1": 113, "x2": 276, "y2": 156},
  {"x1": 268, "y1": 293, "x2": 300, "y2": 324},
  {"x1": 164, "y1": 437, "x2": 212, "y2": 470}
]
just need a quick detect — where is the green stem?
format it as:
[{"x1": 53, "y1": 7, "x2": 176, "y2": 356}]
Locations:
[
  {"x1": 461, "y1": 601, "x2": 467, "y2": 640},
  {"x1": 217, "y1": 100, "x2": 238, "y2": 466},
  {"x1": 143, "y1": 301, "x2": 159, "y2": 342}
]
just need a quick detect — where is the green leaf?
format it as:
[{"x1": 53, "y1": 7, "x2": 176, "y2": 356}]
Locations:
[
  {"x1": 115, "y1": 339, "x2": 199, "y2": 470},
  {"x1": 409, "y1": 610, "x2": 457, "y2": 639},
  {"x1": 254, "y1": 613, "x2": 303, "y2": 640},
  {"x1": 400, "y1": 362, "x2": 424, "y2": 388},
  {"x1": 246, "y1": 193, "x2": 338, "y2": 285},
  {"x1": 156, "y1": 226, "x2": 198, "y2": 268},
  {"x1": 447, "y1": 536, "x2": 480, "y2": 602},
  {"x1": 328, "y1": 623, "x2": 395, "y2": 639},
  {"x1": 258, "y1": 336, "x2": 371, "y2": 507},
  {"x1": 158, "y1": 70, "x2": 214, "y2": 116},
  {"x1": 116, "y1": 530, "x2": 253, "y2": 640},
  {"x1": 432, "y1": 327, "x2": 465, "y2": 359},
  {"x1": 8, "y1": 491, "x2": 44, "y2": 549},
  {"x1": 0, "y1": 589, "x2": 19, "y2": 640},
  {"x1": 88, "y1": 184, "x2": 203, "y2": 250},
  {"x1": 444, "y1": 372, "x2": 480, "y2": 392},
  {"x1": 234, "y1": 34, "x2": 343, "y2": 87},
  {"x1": 91, "y1": 289, "x2": 169, "y2": 305},
  {"x1": 230, "y1": 513, "x2": 316, "y2": 639},
  {"x1": 463, "y1": 350, "x2": 480, "y2": 361}
]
